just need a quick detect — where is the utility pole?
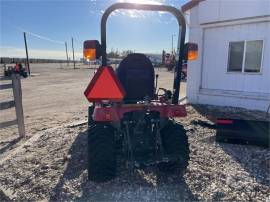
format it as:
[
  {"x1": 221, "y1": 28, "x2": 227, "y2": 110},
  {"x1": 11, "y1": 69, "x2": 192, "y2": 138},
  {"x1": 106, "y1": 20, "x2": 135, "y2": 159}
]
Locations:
[
  {"x1": 172, "y1": 34, "x2": 176, "y2": 54},
  {"x1": 23, "y1": 32, "x2": 30, "y2": 75},
  {"x1": 65, "y1": 42, "x2": 69, "y2": 66},
  {"x1": 71, "y1": 37, "x2": 75, "y2": 69}
]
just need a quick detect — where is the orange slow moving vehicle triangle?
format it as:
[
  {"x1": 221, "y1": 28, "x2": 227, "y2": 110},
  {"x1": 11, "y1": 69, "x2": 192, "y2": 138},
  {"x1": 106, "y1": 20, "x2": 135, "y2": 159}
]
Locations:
[{"x1": 84, "y1": 66, "x2": 126, "y2": 102}]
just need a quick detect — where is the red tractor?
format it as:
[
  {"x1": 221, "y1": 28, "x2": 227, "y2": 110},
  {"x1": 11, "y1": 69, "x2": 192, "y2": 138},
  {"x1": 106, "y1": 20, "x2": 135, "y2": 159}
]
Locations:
[{"x1": 83, "y1": 3, "x2": 198, "y2": 182}]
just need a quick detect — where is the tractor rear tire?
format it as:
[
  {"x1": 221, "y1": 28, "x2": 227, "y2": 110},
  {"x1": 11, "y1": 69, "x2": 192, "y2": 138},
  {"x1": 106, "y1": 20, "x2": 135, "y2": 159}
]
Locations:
[
  {"x1": 88, "y1": 124, "x2": 116, "y2": 182},
  {"x1": 158, "y1": 121, "x2": 189, "y2": 173},
  {"x1": 88, "y1": 105, "x2": 95, "y2": 127}
]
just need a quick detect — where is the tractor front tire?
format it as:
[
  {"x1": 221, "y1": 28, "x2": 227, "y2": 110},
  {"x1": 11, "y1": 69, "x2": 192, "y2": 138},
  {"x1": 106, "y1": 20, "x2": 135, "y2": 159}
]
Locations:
[
  {"x1": 158, "y1": 121, "x2": 189, "y2": 173},
  {"x1": 88, "y1": 124, "x2": 116, "y2": 182}
]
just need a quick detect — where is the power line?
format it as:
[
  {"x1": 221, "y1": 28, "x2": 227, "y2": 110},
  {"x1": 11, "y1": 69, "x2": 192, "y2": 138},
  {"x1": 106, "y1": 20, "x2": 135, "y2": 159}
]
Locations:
[
  {"x1": 5, "y1": 21, "x2": 65, "y2": 45},
  {"x1": 25, "y1": 30, "x2": 65, "y2": 45},
  {"x1": 4, "y1": 20, "x2": 84, "y2": 61},
  {"x1": 73, "y1": 38, "x2": 84, "y2": 46}
]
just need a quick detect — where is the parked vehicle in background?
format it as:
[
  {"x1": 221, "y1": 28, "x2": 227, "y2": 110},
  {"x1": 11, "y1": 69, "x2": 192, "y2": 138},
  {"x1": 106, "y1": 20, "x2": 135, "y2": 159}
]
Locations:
[
  {"x1": 163, "y1": 52, "x2": 187, "y2": 80},
  {"x1": 4, "y1": 63, "x2": 28, "y2": 78},
  {"x1": 181, "y1": 61, "x2": 187, "y2": 80}
]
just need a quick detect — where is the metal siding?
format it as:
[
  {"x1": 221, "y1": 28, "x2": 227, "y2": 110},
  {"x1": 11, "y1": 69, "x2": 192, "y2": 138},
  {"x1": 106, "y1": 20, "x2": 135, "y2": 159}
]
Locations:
[
  {"x1": 187, "y1": 5, "x2": 203, "y2": 103},
  {"x1": 197, "y1": 93, "x2": 269, "y2": 111},
  {"x1": 199, "y1": 0, "x2": 270, "y2": 24},
  {"x1": 201, "y1": 22, "x2": 270, "y2": 94}
]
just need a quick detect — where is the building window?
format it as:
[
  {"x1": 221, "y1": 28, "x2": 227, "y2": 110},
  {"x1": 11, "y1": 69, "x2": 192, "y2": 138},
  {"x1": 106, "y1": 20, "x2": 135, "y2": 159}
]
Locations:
[
  {"x1": 244, "y1": 40, "x2": 263, "y2": 72},
  {"x1": 227, "y1": 40, "x2": 263, "y2": 73},
  {"x1": 228, "y1": 41, "x2": 244, "y2": 72}
]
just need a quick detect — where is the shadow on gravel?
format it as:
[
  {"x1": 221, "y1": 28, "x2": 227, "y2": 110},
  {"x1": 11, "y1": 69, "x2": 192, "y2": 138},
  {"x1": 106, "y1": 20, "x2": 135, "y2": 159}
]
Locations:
[
  {"x1": 192, "y1": 104, "x2": 269, "y2": 121},
  {"x1": 0, "y1": 136, "x2": 22, "y2": 154},
  {"x1": 191, "y1": 104, "x2": 270, "y2": 187},
  {"x1": 49, "y1": 128, "x2": 197, "y2": 201},
  {"x1": 49, "y1": 130, "x2": 88, "y2": 201},
  {"x1": 190, "y1": 120, "x2": 216, "y2": 129},
  {"x1": 219, "y1": 143, "x2": 270, "y2": 187},
  {"x1": 78, "y1": 169, "x2": 197, "y2": 201}
]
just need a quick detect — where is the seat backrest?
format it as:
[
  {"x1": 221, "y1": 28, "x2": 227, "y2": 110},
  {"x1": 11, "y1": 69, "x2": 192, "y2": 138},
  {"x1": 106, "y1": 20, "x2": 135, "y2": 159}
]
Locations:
[{"x1": 116, "y1": 53, "x2": 154, "y2": 101}]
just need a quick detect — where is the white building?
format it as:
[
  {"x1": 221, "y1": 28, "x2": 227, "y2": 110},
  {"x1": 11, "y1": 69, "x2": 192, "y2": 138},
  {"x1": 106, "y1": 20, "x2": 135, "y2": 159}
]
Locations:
[{"x1": 182, "y1": 0, "x2": 270, "y2": 111}]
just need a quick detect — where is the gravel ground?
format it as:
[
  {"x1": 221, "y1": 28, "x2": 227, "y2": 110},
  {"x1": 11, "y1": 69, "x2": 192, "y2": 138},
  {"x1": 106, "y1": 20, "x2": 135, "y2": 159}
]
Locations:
[{"x1": 0, "y1": 105, "x2": 269, "y2": 201}]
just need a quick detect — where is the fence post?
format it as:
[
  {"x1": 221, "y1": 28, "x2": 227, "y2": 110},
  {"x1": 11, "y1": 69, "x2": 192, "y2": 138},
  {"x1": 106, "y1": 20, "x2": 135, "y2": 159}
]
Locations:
[{"x1": 12, "y1": 74, "x2": 25, "y2": 137}]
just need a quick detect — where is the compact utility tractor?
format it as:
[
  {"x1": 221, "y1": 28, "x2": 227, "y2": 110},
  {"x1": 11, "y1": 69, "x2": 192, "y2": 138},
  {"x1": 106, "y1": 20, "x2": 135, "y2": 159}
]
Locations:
[
  {"x1": 83, "y1": 3, "x2": 198, "y2": 182},
  {"x1": 4, "y1": 63, "x2": 28, "y2": 78}
]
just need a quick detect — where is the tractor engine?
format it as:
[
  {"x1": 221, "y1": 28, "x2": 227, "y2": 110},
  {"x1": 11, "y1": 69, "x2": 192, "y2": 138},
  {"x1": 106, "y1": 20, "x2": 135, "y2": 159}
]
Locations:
[{"x1": 122, "y1": 111, "x2": 161, "y2": 166}]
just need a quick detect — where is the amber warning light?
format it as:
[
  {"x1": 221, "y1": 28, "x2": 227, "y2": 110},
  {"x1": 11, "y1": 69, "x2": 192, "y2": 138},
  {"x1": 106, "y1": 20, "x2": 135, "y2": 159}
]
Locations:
[
  {"x1": 83, "y1": 40, "x2": 101, "y2": 60},
  {"x1": 84, "y1": 66, "x2": 126, "y2": 102},
  {"x1": 187, "y1": 43, "x2": 198, "y2": 61}
]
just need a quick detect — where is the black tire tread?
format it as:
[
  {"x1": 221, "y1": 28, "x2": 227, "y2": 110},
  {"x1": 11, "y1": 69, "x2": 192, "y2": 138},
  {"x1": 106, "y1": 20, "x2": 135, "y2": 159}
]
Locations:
[
  {"x1": 158, "y1": 121, "x2": 190, "y2": 172},
  {"x1": 88, "y1": 124, "x2": 116, "y2": 182}
]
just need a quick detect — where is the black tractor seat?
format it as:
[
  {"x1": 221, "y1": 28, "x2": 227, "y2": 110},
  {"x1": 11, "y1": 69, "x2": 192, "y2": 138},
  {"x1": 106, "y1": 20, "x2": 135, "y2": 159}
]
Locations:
[{"x1": 116, "y1": 53, "x2": 155, "y2": 102}]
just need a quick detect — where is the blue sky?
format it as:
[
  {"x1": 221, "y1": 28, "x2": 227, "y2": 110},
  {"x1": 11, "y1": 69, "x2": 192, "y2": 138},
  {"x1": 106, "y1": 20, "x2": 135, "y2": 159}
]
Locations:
[{"x1": 0, "y1": 0, "x2": 188, "y2": 59}]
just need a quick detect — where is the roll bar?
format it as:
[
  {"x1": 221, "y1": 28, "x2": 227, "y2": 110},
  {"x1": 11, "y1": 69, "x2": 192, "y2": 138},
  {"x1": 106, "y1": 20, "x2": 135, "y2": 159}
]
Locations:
[{"x1": 100, "y1": 3, "x2": 186, "y2": 104}]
